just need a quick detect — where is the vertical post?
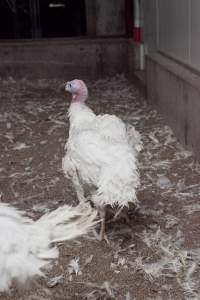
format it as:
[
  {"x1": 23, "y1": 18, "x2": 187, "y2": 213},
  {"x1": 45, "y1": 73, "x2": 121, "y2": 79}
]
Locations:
[
  {"x1": 156, "y1": 0, "x2": 159, "y2": 49},
  {"x1": 29, "y1": 0, "x2": 41, "y2": 38},
  {"x1": 133, "y1": 0, "x2": 141, "y2": 43}
]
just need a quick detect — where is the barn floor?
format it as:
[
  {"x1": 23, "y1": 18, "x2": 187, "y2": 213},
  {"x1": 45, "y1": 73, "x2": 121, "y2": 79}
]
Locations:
[{"x1": 0, "y1": 75, "x2": 200, "y2": 300}]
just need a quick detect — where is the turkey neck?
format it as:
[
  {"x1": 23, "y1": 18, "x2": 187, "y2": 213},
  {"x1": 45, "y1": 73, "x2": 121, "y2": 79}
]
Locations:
[{"x1": 68, "y1": 102, "x2": 95, "y2": 131}]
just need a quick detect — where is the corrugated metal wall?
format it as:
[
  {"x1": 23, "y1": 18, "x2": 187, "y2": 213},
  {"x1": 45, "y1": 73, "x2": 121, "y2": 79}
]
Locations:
[{"x1": 143, "y1": 0, "x2": 200, "y2": 71}]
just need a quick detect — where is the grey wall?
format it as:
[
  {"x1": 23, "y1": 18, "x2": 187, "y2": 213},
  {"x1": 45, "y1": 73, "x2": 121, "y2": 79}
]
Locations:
[
  {"x1": 85, "y1": 0, "x2": 126, "y2": 37},
  {"x1": 158, "y1": 0, "x2": 189, "y2": 64},
  {"x1": 144, "y1": 1, "x2": 200, "y2": 161},
  {"x1": 190, "y1": 0, "x2": 200, "y2": 71},
  {"x1": 96, "y1": 0, "x2": 125, "y2": 36},
  {"x1": 143, "y1": 0, "x2": 200, "y2": 72},
  {"x1": 0, "y1": 38, "x2": 128, "y2": 80},
  {"x1": 146, "y1": 53, "x2": 200, "y2": 161},
  {"x1": 142, "y1": 0, "x2": 158, "y2": 52}
]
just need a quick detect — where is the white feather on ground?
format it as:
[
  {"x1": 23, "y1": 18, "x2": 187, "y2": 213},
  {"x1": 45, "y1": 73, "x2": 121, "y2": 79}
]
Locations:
[
  {"x1": 0, "y1": 203, "x2": 97, "y2": 291},
  {"x1": 62, "y1": 79, "x2": 142, "y2": 240},
  {"x1": 1, "y1": 76, "x2": 200, "y2": 298}
]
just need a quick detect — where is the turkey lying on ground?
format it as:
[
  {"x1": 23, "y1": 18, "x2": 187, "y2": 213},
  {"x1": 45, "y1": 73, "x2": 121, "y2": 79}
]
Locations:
[
  {"x1": 62, "y1": 79, "x2": 142, "y2": 242},
  {"x1": 0, "y1": 203, "x2": 97, "y2": 292}
]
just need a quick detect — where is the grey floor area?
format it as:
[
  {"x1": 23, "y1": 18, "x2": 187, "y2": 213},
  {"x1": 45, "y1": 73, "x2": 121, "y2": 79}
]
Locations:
[{"x1": 0, "y1": 75, "x2": 200, "y2": 300}]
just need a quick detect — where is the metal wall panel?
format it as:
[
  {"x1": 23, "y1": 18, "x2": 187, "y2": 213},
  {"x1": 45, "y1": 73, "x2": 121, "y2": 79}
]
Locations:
[
  {"x1": 142, "y1": 0, "x2": 158, "y2": 52},
  {"x1": 190, "y1": 0, "x2": 200, "y2": 71},
  {"x1": 158, "y1": 0, "x2": 189, "y2": 64}
]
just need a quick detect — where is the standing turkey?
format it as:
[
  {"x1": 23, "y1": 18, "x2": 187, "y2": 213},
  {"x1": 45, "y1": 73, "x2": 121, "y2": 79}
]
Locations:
[
  {"x1": 0, "y1": 202, "x2": 96, "y2": 291},
  {"x1": 62, "y1": 79, "x2": 142, "y2": 242}
]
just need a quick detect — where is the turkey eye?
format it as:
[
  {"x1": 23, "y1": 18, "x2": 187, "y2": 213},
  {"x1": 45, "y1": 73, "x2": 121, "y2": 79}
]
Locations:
[{"x1": 69, "y1": 83, "x2": 72, "y2": 88}]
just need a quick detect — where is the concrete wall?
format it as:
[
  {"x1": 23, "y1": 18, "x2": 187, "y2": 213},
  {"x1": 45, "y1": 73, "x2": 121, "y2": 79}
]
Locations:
[
  {"x1": 146, "y1": 53, "x2": 200, "y2": 161},
  {"x1": 85, "y1": 0, "x2": 126, "y2": 37},
  {"x1": 0, "y1": 38, "x2": 128, "y2": 80},
  {"x1": 96, "y1": 0, "x2": 125, "y2": 36}
]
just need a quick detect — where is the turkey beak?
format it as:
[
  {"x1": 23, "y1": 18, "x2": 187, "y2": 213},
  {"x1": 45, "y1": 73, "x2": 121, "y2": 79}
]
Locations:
[{"x1": 65, "y1": 82, "x2": 70, "y2": 92}]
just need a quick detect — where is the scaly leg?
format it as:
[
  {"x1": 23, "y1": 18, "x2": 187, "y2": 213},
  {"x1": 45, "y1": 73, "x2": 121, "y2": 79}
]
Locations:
[
  {"x1": 98, "y1": 206, "x2": 109, "y2": 244},
  {"x1": 72, "y1": 171, "x2": 86, "y2": 205}
]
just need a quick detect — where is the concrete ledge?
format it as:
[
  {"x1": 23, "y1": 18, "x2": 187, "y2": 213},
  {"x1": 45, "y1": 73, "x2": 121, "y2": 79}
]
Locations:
[
  {"x1": 0, "y1": 37, "x2": 128, "y2": 80},
  {"x1": 146, "y1": 52, "x2": 200, "y2": 160}
]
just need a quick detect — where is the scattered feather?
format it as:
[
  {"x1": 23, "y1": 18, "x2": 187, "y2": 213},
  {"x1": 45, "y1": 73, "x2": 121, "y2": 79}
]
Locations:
[
  {"x1": 47, "y1": 275, "x2": 64, "y2": 288},
  {"x1": 67, "y1": 257, "x2": 81, "y2": 276}
]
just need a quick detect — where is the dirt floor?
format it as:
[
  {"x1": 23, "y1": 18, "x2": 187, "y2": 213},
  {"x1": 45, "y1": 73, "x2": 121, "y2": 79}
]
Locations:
[{"x1": 0, "y1": 75, "x2": 200, "y2": 300}]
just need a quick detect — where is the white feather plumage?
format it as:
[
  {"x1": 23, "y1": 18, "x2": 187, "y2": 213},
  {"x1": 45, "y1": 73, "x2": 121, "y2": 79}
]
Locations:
[
  {"x1": 0, "y1": 203, "x2": 97, "y2": 291},
  {"x1": 63, "y1": 80, "x2": 142, "y2": 211}
]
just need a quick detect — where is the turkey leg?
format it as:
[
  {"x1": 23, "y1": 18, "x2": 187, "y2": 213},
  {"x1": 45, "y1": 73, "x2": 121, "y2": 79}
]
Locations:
[
  {"x1": 98, "y1": 207, "x2": 109, "y2": 244},
  {"x1": 72, "y1": 171, "x2": 86, "y2": 204}
]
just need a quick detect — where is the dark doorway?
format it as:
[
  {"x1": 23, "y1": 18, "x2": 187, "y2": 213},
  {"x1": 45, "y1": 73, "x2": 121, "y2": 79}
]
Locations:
[
  {"x1": 0, "y1": 0, "x2": 31, "y2": 39},
  {"x1": 40, "y1": 0, "x2": 86, "y2": 38},
  {"x1": 0, "y1": 1, "x2": 15, "y2": 39},
  {"x1": 0, "y1": 0, "x2": 86, "y2": 39}
]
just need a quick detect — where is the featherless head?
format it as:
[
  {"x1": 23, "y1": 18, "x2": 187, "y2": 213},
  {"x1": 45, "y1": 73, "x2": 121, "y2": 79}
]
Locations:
[{"x1": 65, "y1": 79, "x2": 88, "y2": 103}]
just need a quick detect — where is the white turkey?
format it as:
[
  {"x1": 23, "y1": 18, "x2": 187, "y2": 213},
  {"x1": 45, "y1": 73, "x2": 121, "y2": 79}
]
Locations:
[
  {"x1": 0, "y1": 202, "x2": 97, "y2": 292},
  {"x1": 62, "y1": 79, "x2": 142, "y2": 242}
]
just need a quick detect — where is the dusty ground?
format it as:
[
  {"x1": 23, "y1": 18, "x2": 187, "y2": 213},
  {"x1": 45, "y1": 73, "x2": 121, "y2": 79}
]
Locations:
[{"x1": 0, "y1": 75, "x2": 200, "y2": 300}]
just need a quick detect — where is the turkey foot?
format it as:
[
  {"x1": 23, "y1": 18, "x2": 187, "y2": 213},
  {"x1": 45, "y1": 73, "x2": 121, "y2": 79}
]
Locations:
[
  {"x1": 106, "y1": 206, "x2": 130, "y2": 225},
  {"x1": 112, "y1": 207, "x2": 130, "y2": 224}
]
